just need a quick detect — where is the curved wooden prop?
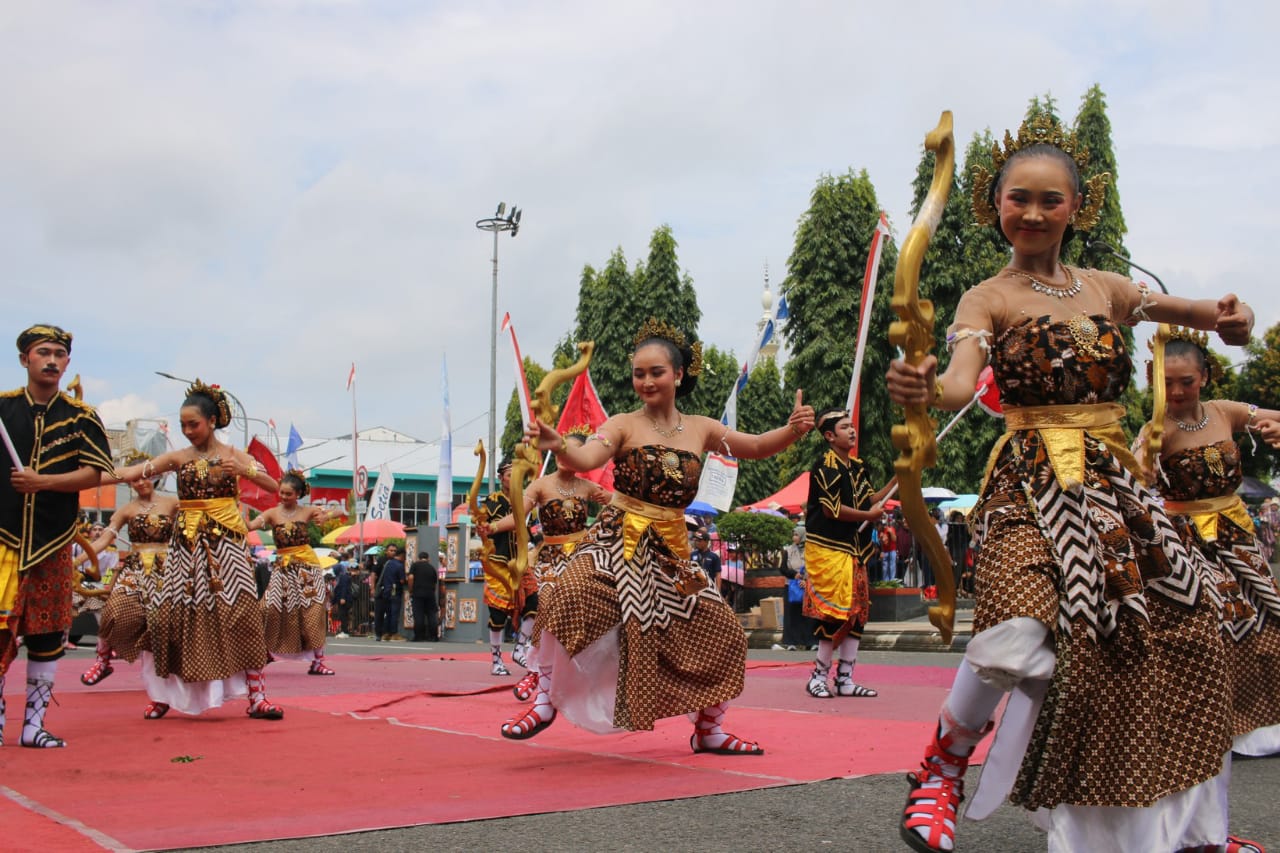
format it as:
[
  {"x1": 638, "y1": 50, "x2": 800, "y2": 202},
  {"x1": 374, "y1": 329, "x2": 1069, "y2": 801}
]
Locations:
[
  {"x1": 67, "y1": 373, "x2": 108, "y2": 595},
  {"x1": 1142, "y1": 324, "x2": 1172, "y2": 479},
  {"x1": 888, "y1": 111, "x2": 957, "y2": 646},
  {"x1": 509, "y1": 341, "x2": 596, "y2": 583},
  {"x1": 468, "y1": 440, "x2": 493, "y2": 568}
]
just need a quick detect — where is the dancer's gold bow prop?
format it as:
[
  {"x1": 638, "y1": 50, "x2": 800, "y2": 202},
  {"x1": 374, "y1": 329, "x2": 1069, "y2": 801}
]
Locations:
[{"x1": 889, "y1": 111, "x2": 957, "y2": 646}]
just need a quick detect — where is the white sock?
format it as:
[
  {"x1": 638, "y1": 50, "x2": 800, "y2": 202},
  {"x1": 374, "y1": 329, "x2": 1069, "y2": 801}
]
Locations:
[{"x1": 815, "y1": 638, "x2": 834, "y2": 669}]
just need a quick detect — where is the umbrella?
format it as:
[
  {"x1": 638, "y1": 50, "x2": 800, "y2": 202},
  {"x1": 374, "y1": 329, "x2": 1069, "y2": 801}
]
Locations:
[
  {"x1": 334, "y1": 518, "x2": 406, "y2": 544},
  {"x1": 686, "y1": 500, "x2": 718, "y2": 516},
  {"x1": 247, "y1": 529, "x2": 273, "y2": 547},
  {"x1": 316, "y1": 555, "x2": 338, "y2": 569},
  {"x1": 313, "y1": 547, "x2": 337, "y2": 558},
  {"x1": 747, "y1": 507, "x2": 787, "y2": 517},
  {"x1": 921, "y1": 487, "x2": 957, "y2": 502},
  {"x1": 939, "y1": 494, "x2": 979, "y2": 511},
  {"x1": 320, "y1": 525, "x2": 353, "y2": 546}
]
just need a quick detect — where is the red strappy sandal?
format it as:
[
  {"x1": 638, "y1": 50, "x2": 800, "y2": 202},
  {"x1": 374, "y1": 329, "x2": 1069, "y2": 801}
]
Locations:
[
  {"x1": 690, "y1": 706, "x2": 764, "y2": 755},
  {"x1": 144, "y1": 702, "x2": 170, "y2": 720},
  {"x1": 899, "y1": 718, "x2": 992, "y2": 853},
  {"x1": 513, "y1": 671, "x2": 538, "y2": 701},
  {"x1": 81, "y1": 659, "x2": 114, "y2": 686},
  {"x1": 500, "y1": 704, "x2": 554, "y2": 739},
  {"x1": 247, "y1": 700, "x2": 284, "y2": 720}
]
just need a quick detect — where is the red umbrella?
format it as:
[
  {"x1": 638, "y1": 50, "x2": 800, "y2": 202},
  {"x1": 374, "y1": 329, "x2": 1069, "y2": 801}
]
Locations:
[{"x1": 334, "y1": 518, "x2": 406, "y2": 544}]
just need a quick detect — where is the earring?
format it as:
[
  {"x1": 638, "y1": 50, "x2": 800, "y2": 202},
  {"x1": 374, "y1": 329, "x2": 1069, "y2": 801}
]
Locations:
[{"x1": 1068, "y1": 213, "x2": 1077, "y2": 225}]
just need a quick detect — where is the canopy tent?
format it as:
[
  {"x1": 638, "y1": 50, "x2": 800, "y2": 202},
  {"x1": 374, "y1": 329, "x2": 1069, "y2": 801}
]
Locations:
[
  {"x1": 740, "y1": 472, "x2": 809, "y2": 516},
  {"x1": 1239, "y1": 476, "x2": 1279, "y2": 501}
]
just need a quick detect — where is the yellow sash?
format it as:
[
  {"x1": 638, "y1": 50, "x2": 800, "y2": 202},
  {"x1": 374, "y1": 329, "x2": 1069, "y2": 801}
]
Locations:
[
  {"x1": 610, "y1": 493, "x2": 689, "y2": 562},
  {"x1": 131, "y1": 543, "x2": 168, "y2": 574},
  {"x1": 541, "y1": 530, "x2": 586, "y2": 556},
  {"x1": 1163, "y1": 493, "x2": 1254, "y2": 543},
  {"x1": 177, "y1": 497, "x2": 247, "y2": 543},
  {"x1": 276, "y1": 543, "x2": 321, "y2": 567},
  {"x1": 988, "y1": 403, "x2": 1135, "y2": 491},
  {"x1": 0, "y1": 543, "x2": 18, "y2": 631}
]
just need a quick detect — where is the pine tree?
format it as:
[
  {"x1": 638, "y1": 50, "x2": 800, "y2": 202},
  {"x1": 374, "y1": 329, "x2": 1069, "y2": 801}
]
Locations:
[
  {"x1": 573, "y1": 250, "x2": 640, "y2": 418},
  {"x1": 734, "y1": 357, "x2": 790, "y2": 506},
  {"x1": 781, "y1": 169, "x2": 899, "y2": 486},
  {"x1": 1068, "y1": 84, "x2": 1129, "y2": 273}
]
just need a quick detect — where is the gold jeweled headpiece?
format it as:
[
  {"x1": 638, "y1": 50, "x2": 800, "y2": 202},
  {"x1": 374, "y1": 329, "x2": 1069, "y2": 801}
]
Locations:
[
  {"x1": 633, "y1": 317, "x2": 703, "y2": 376},
  {"x1": 562, "y1": 424, "x2": 593, "y2": 441},
  {"x1": 1159, "y1": 325, "x2": 1220, "y2": 382},
  {"x1": 971, "y1": 113, "x2": 1109, "y2": 232},
  {"x1": 184, "y1": 378, "x2": 233, "y2": 429}
]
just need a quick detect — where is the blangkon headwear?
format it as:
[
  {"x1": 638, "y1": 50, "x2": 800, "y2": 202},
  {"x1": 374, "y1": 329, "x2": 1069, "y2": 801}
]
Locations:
[{"x1": 17, "y1": 324, "x2": 73, "y2": 354}]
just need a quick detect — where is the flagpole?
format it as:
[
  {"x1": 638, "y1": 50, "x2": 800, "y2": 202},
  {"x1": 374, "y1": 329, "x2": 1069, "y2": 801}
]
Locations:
[
  {"x1": 846, "y1": 211, "x2": 891, "y2": 456},
  {"x1": 350, "y1": 363, "x2": 363, "y2": 564}
]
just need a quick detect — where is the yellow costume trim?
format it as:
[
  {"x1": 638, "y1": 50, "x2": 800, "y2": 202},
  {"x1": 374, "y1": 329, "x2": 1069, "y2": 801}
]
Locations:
[
  {"x1": 803, "y1": 540, "x2": 854, "y2": 623},
  {"x1": 131, "y1": 543, "x2": 168, "y2": 575},
  {"x1": 610, "y1": 493, "x2": 689, "y2": 562},
  {"x1": 276, "y1": 544, "x2": 321, "y2": 567},
  {"x1": 541, "y1": 531, "x2": 586, "y2": 553},
  {"x1": 987, "y1": 403, "x2": 1133, "y2": 491},
  {"x1": 1162, "y1": 494, "x2": 1254, "y2": 543},
  {"x1": 0, "y1": 543, "x2": 18, "y2": 632},
  {"x1": 176, "y1": 497, "x2": 247, "y2": 543}
]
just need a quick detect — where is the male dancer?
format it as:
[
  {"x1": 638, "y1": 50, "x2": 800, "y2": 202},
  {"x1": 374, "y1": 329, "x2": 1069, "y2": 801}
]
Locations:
[
  {"x1": 803, "y1": 409, "x2": 893, "y2": 698},
  {"x1": 478, "y1": 459, "x2": 522, "y2": 675},
  {"x1": 1, "y1": 325, "x2": 113, "y2": 747}
]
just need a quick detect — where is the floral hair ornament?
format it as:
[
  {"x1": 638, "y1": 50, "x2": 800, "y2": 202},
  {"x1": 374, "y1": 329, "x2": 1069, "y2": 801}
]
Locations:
[
  {"x1": 184, "y1": 378, "x2": 234, "y2": 429},
  {"x1": 1161, "y1": 325, "x2": 1221, "y2": 382},
  {"x1": 17, "y1": 324, "x2": 73, "y2": 354},
  {"x1": 633, "y1": 317, "x2": 703, "y2": 376},
  {"x1": 970, "y1": 112, "x2": 1109, "y2": 232}
]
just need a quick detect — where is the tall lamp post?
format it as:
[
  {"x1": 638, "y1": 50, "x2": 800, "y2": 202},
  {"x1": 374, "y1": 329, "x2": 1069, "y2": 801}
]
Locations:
[
  {"x1": 474, "y1": 202, "x2": 521, "y2": 491},
  {"x1": 154, "y1": 371, "x2": 260, "y2": 448}
]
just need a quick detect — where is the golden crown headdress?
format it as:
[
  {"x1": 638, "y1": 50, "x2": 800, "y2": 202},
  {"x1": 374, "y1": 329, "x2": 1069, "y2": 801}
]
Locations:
[
  {"x1": 120, "y1": 449, "x2": 152, "y2": 466},
  {"x1": 633, "y1": 317, "x2": 703, "y2": 376},
  {"x1": 562, "y1": 424, "x2": 593, "y2": 441},
  {"x1": 184, "y1": 378, "x2": 233, "y2": 429},
  {"x1": 1159, "y1": 325, "x2": 1221, "y2": 382},
  {"x1": 971, "y1": 113, "x2": 1109, "y2": 232}
]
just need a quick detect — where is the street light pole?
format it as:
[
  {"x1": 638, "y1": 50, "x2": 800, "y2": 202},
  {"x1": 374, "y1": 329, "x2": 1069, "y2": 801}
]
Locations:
[
  {"x1": 154, "y1": 371, "x2": 251, "y2": 448},
  {"x1": 474, "y1": 202, "x2": 521, "y2": 492}
]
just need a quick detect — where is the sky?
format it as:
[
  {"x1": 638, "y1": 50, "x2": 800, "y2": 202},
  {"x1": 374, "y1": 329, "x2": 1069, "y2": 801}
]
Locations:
[{"x1": 5, "y1": 1, "x2": 1278, "y2": 460}]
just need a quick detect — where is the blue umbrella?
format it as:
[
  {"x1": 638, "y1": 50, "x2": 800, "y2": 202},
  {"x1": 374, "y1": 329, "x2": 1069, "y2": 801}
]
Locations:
[{"x1": 686, "y1": 500, "x2": 718, "y2": 516}]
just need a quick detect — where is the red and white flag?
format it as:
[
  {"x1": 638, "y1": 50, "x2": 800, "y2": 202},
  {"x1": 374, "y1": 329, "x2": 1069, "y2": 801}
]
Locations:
[
  {"x1": 847, "y1": 211, "x2": 891, "y2": 455},
  {"x1": 501, "y1": 313, "x2": 534, "y2": 429},
  {"x1": 554, "y1": 370, "x2": 614, "y2": 490},
  {"x1": 346, "y1": 362, "x2": 356, "y2": 391}
]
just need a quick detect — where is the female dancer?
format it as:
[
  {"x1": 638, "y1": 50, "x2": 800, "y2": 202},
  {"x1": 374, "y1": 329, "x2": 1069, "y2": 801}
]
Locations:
[
  {"x1": 114, "y1": 380, "x2": 284, "y2": 720},
  {"x1": 248, "y1": 471, "x2": 342, "y2": 676},
  {"x1": 502, "y1": 319, "x2": 814, "y2": 754},
  {"x1": 80, "y1": 465, "x2": 178, "y2": 685},
  {"x1": 483, "y1": 427, "x2": 613, "y2": 701},
  {"x1": 887, "y1": 115, "x2": 1257, "y2": 852},
  {"x1": 1139, "y1": 330, "x2": 1280, "y2": 759}
]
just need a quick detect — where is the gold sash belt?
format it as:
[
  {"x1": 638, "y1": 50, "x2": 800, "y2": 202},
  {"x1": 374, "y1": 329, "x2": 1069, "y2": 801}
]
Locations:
[
  {"x1": 177, "y1": 497, "x2": 247, "y2": 542},
  {"x1": 131, "y1": 542, "x2": 168, "y2": 574},
  {"x1": 992, "y1": 403, "x2": 1137, "y2": 490},
  {"x1": 276, "y1": 544, "x2": 321, "y2": 567},
  {"x1": 1163, "y1": 493, "x2": 1254, "y2": 542},
  {"x1": 610, "y1": 493, "x2": 690, "y2": 561},
  {"x1": 541, "y1": 531, "x2": 586, "y2": 546}
]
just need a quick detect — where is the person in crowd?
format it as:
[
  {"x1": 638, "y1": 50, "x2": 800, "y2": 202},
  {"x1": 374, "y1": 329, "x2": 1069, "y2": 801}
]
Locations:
[
  {"x1": 801, "y1": 409, "x2": 894, "y2": 699},
  {"x1": 1135, "y1": 328, "x2": 1280, "y2": 762},
  {"x1": 475, "y1": 459, "x2": 527, "y2": 674},
  {"x1": 887, "y1": 114, "x2": 1257, "y2": 852},
  {"x1": 879, "y1": 516, "x2": 899, "y2": 582},
  {"x1": 332, "y1": 554, "x2": 352, "y2": 639},
  {"x1": 485, "y1": 427, "x2": 613, "y2": 700},
  {"x1": 945, "y1": 510, "x2": 973, "y2": 598},
  {"x1": 408, "y1": 550, "x2": 440, "y2": 642},
  {"x1": 113, "y1": 379, "x2": 284, "y2": 721},
  {"x1": 374, "y1": 544, "x2": 406, "y2": 641},
  {"x1": 501, "y1": 317, "x2": 814, "y2": 755},
  {"x1": 248, "y1": 470, "x2": 343, "y2": 674},
  {"x1": 79, "y1": 462, "x2": 178, "y2": 686},
  {"x1": 691, "y1": 529, "x2": 721, "y2": 593},
  {"x1": 1, "y1": 324, "x2": 113, "y2": 747},
  {"x1": 895, "y1": 516, "x2": 915, "y2": 585},
  {"x1": 776, "y1": 526, "x2": 814, "y2": 651}
]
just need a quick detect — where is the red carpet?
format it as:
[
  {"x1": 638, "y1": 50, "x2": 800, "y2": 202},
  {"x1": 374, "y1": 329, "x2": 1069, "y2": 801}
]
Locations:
[{"x1": 0, "y1": 653, "x2": 969, "y2": 851}]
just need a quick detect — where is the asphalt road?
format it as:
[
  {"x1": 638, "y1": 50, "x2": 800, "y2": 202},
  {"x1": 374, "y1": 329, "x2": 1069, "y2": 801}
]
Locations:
[{"x1": 168, "y1": 641, "x2": 1277, "y2": 853}]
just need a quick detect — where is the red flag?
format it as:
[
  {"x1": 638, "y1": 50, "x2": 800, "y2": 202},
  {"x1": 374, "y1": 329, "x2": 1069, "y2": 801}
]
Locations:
[
  {"x1": 555, "y1": 370, "x2": 614, "y2": 490},
  {"x1": 240, "y1": 436, "x2": 283, "y2": 512},
  {"x1": 346, "y1": 362, "x2": 356, "y2": 391},
  {"x1": 976, "y1": 365, "x2": 1003, "y2": 418}
]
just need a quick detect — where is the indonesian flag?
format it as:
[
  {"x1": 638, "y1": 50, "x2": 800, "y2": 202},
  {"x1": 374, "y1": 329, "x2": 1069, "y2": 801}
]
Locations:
[
  {"x1": 847, "y1": 211, "x2": 891, "y2": 455},
  {"x1": 976, "y1": 365, "x2": 1003, "y2": 417},
  {"x1": 555, "y1": 369, "x2": 614, "y2": 490},
  {"x1": 346, "y1": 362, "x2": 356, "y2": 391},
  {"x1": 500, "y1": 312, "x2": 534, "y2": 428},
  {"x1": 240, "y1": 436, "x2": 283, "y2": 512}
]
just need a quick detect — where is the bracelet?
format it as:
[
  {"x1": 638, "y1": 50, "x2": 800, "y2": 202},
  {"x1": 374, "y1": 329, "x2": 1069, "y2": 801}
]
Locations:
[
  {"x1": 789, "y1": 423, "x2": 802, "y2": 437},
  {"x1": 245, "y1": 461, "x2": 259, "y2": 478},
  {"x1": 933, "y1": 379, "x2": 945, "y2": 407},
  {"x1": 142, "y1": 460, "x2": 154, "y2": 479}
]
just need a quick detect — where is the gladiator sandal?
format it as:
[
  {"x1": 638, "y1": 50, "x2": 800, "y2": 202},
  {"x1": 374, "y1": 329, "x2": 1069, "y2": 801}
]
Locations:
[
  {"x1": 22, "y1": 677, "x2": 66, "y2": 748},
  {"x1": 806, "y1": 662, "x2": 833, "y2": 699},
  {"x1": 690, "y1": 702, "x2": 763, "y2": 755},
  {"x1": 308, "y1": 652, "x2": 336, "y2": 676},
  {"x1": 144, "y1": 702, "x2": 170, "y2": 719},
  {"x1": 512, "y1": 670, "x2": 539, "y2": 701},
  {"x1": 245, "y1": 669, "x2": 284, "y2": 720},
  {"x1": 491, "y1": 650, "x2": 511, "y2": 677},
  {"x1": 501, "y1": 669, "x2": 555, "y2": 739},
  {"x1": 900, "y1": 710, "x2": 994, "y2": 853},
  {"x1": 81, "y1": 656, "x2": 114, "y2": 686},
  {"x1": 834, "y1": 663, "x2": 878, "y2": 698},
  {"x1": 512, "y1": 634, "x2": 530, "y2": 670}
]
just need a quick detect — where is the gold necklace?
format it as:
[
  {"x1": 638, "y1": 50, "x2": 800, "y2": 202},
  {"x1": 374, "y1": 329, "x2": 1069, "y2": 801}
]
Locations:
[
  {"x1": 1005, "y1": 263, "x2": 1083, "y2": 299},
  {"x1": 647, "y1": 414, "x2": 683, "y2": 438}
]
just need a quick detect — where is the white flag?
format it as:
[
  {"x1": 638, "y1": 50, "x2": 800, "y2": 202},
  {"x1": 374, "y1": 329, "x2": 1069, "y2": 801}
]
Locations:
[{"x1": 367, "y1": 463, "x2": 396, "y2": 520}]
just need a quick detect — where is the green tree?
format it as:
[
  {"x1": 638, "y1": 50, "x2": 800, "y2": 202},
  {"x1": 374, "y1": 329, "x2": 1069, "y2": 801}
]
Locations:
[
  {"x1": 714, "y1": 511, "x2": 794, "y2": 570},
  {"x1": 1068, "y1": 84, "x2": 1129, "y2": 273},
  {"x1": 781, "y1": 169, "x2": 899, "y2": 487},
  {"x1": 1024, "y1": 92, "x2": 1062, "y2": 125},
  {"x1": 733, "y1": 357, "x2": 791, "y2": 506},
  {"x1": 681, "y1": 343, "x2": 737, "y2": 421},
  {"x1": 1234, "y1": 322, "x2": 1280, "y2": 478},
  {"x1": 573, "y1": 250, "x2": 640, "y2": 418},
  {"x1": 634, "y1": 224, "x2": 701, "y2": 332}
]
